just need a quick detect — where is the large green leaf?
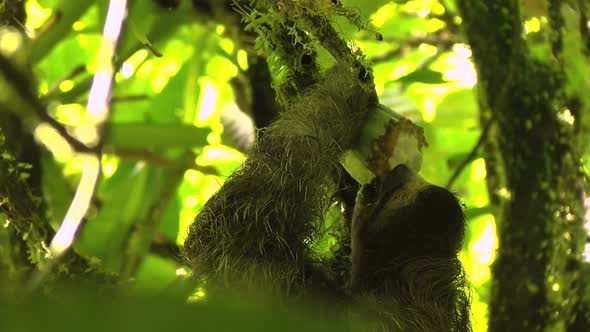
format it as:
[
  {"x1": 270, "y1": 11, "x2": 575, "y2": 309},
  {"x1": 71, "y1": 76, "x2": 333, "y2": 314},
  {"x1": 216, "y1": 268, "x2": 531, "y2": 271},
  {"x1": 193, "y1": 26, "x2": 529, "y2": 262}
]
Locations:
[
  {"x1": 342, "y1": 0, "x2": 392, "y2": 21},
  {"x1": 396, "y1": 68, "x2": 447, "y2": 84},
  {"x1": 40, "y1": 154, "x2": 72, "y2": 229},
  {"x1": 159, "y1": 194, "x2": 182, "y2": 244},
  {"x1": 76, "y1": 161, "x2": 152, "y2": 271},
  {"x1": 50, "y1": 1, "x2": 193, "y2": 104},
  {"x1": 436, "y1": 88, "x2": 478, "y2": 128},
  {"x1": 134, "y1": 254, "x2": 179, "y2": 292},
  {"x1": 36, "y1": 34, "x2": 102, "y2": 89},
  {"x1": 111, "y1": 50, "x2": 199, "y2": 123},
  {"x1": 104, "y1": 123, "x2": 210, "y2": 150},
  {"x1": 31, "y1": 1, "x2": 95, "y2": 63}
]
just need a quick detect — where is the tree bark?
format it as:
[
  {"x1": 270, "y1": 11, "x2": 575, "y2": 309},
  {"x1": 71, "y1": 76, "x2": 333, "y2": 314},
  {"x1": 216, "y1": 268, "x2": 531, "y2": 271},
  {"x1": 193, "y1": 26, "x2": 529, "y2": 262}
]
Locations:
[{"x1": 457, "y1": 1, "x2": 589, "y2": 331}]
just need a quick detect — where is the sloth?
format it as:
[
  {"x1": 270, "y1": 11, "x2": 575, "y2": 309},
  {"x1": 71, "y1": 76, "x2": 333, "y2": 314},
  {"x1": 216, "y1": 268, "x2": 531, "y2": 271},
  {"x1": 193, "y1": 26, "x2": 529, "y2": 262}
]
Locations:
[
  {"x1": 183, "y1": 63, "x2": 471, "y2": 331},
  {"x1": 350, "y1": 164, "x2": 471, "y2": 331}
]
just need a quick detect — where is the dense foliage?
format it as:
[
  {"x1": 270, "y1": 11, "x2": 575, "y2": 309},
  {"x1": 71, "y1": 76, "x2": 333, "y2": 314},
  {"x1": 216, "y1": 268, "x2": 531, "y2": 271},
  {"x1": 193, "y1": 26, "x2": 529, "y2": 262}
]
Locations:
[{"x1": 1, "y1": 1, "x2": 589, "y2": 331}]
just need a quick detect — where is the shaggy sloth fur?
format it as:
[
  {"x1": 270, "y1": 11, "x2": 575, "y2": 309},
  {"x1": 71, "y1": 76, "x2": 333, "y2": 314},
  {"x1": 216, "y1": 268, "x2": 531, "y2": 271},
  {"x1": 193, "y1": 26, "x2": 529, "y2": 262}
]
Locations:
[{"x1": 183, "y1": 64, "x2": 471, "y2": 331}]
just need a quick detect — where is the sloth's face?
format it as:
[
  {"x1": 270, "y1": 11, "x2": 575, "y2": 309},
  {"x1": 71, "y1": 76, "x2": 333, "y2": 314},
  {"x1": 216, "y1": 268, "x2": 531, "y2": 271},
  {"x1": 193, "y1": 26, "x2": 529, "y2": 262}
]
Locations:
[{"x1": 352, "y1": 164, "x2": 465, "y2": 266}]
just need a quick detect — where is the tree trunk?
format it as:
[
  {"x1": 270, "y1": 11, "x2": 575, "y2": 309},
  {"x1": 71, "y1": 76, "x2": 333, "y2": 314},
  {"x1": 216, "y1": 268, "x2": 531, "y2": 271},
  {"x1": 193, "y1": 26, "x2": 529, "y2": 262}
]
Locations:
[{"x1": 457, "y1": 1, "x2": 590, "y2": 331}]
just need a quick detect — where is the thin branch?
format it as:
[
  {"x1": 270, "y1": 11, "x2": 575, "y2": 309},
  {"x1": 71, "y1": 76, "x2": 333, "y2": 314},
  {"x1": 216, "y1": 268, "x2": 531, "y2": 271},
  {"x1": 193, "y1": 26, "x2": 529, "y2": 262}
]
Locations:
[
  {"x1": 446, "y1": 3, "x2": 522, "y2": 189},
  {"x1": 303, "y1": 14, "x2": 355, "y2": 63},
  {"x1": 369, "y1": 34, "x2": 459, "y2": 63},
  {"x1": 45, "y1": 64, "x2": 86, "y2": 96},
  {"x1": 78, "y1": 94, "x2": 151, "y2": 105},
  {"x1": 110, "y1": 94, "x2": 150, "y2": 103},
  {"x1": 26, "y1": 154, "x2": 101, "y2": 291},
  {"x1": 435, "y1": 0, "x2": 460, "y2": 33},
  {"x1": 112, "y1": 148, "x2": 220, "y2": 176},
  {"x1": 445, "y1": 114, "x2": 496, "y2": 188},
  {"x1": 121, "y1": 152, "x2": 196, "y2": 279},
  {"x1": 27, "y1": 0, "x2": 128, "y2": 291},
  {"x1": 445, "y1": 64, "x2": 515, "y2": 189},
  {"x1": 0, "y1": 54, "x2": 93, "y2": 153},
  {"x1": 578, "y1": 0, "x2": 590, "y2": 56}
]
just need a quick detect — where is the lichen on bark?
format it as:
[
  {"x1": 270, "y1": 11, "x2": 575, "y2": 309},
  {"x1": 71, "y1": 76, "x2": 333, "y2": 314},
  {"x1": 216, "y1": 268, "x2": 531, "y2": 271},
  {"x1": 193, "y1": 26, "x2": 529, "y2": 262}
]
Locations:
[
  {"x1": 457, "y1": 0, "x2": 590, "y2": 330},
  {"x1": 234, "y1": 0, "x2": 372, "y2": 105}
]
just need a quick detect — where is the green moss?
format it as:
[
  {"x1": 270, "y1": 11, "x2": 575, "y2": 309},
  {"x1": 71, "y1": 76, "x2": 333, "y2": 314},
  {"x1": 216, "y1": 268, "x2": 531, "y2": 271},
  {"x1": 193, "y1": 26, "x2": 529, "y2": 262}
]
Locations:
[
  {"x1": 0, "y1": 130, "x2": 49, "y2": 267},
  {"x1": 235, "y1": 0, "x2": 373, "y2": 104},
  {"x1": 458, "y1": 0, "x2": 589, "y2": 329}
]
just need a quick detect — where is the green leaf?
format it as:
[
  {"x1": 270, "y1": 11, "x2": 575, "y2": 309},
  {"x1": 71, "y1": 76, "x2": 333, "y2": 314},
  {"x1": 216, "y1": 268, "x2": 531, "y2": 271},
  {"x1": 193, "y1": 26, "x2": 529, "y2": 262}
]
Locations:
[
  {"x1": 52, "y1": 2, "x2": 193, "y2": 104},
  {"x1": 76, "y1": 161, "x2": 152, "y2": 271},
  {"x1": 436, "y1": 88, "x2": 478, "y2": 128},
  {"x1": 375, "y1": 8, "x2": 432, "y2": 39},
  {"x1": 395, "y1": 68, "x2": 447, "y2": 84},
  {"x1": 465, "y1": 206, "x2": 495, "y2": 220},
  {"x1": 342, "y1": 0, "x2": 392, "y2": 21},
  {"x1": 112, "y1": 52, "x2": 198, "y2": 123},
  {"x1": 159, "y1": 195, "x2": 182, "y2": 244},
  {"x1": 31, "y1": 1, "x2": 95, "y2": 64},
  {"x1": 36, "y1": 34, "x2": 102, "y2": 89},
  {"x1": 40, "y1": 154, "x2": 72, "y2": 229},
  {"x1": 134, "y1": 255, "x2": 179, "y2": 292},
  {"x1": 105, "y1": 123, "x2": 210, "y2": 149},
  {"x1": 446, "y1": 152, "x2": 471, "y2": 169},
  {"x1": 117, "y1": 0, "x2": 193, "y2": 59}
]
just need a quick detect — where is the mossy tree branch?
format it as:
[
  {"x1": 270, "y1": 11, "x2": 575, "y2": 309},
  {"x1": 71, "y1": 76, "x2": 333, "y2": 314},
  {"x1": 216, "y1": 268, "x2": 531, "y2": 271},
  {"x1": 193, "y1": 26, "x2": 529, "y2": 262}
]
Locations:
[{"x1": 457, "y1": 1, "x2": 589, "y2": 331}]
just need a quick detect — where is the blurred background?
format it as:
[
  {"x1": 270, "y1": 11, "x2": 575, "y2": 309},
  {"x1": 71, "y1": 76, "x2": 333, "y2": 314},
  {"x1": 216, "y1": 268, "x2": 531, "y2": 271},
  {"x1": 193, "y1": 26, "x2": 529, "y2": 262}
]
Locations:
[{"x1": 1, "y1": 1, "x2": 589, "y2": 331}]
